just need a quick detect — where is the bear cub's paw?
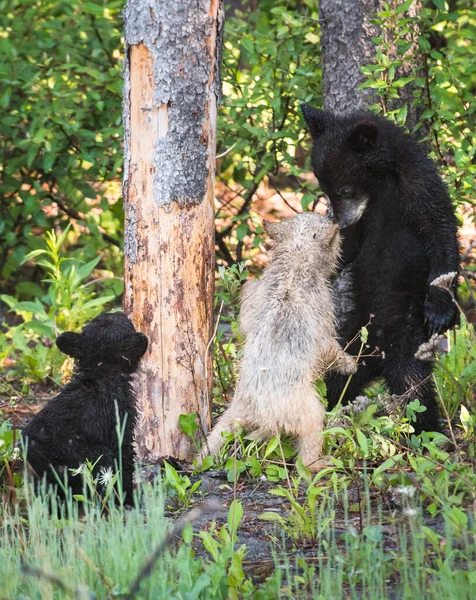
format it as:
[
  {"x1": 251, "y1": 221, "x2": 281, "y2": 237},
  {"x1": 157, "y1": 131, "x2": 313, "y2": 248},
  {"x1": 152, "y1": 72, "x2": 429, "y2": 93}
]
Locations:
[{"x1": 424, "y1": 286, "x2": 459, "y2": 335}]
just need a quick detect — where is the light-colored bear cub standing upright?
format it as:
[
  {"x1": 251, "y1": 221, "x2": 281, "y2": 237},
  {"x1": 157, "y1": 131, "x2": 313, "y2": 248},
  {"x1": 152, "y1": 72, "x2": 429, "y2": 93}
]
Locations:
[{"x1": 199, "y1": 213, "x2": 356, "y2": 471}]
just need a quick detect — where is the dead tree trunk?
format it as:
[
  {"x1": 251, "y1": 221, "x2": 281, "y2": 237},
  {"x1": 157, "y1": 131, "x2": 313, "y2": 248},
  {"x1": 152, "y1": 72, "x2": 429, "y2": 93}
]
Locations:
[{"x1": 123, "y1": 1, "x2": 224, "y2": 461}]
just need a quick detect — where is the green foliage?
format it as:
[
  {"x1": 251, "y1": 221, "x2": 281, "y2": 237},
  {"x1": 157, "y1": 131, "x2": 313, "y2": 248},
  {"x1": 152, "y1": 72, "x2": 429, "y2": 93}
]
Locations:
[
  {"x1": 216, "y1": 0, "x2": 321, "y2": 263},
  {"x1": 213, "y1": 265, "x2": 249, "y2": 411},
  {"x1": 0, "y1": 0, "x2": 124, "y2": 284},
  {"x1": 435, "y1": 317, "x2": 476, "y2": 418},
  {"x1": 361, "y1": 1, "x2": 476, "y2": 209},
  {"x1": 197, "y1": 500, "x2": 253, "y2": 600},
  {"x1": 205, "y1": 427, "x2": 295, "y2": 484},
  {"x1": 0, "y1": 418, "x2": 21, "y2": 493},
  {"x1": 0, "y1": 225, "x2": 118, "y2": 383},
  {"x1": 260, "y1": 479, "x2": 333, "y2": 545}
]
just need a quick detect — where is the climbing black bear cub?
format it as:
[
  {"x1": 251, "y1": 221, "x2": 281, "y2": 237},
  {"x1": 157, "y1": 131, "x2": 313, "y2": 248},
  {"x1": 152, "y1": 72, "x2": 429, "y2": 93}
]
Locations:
[
  {"x1": 22, "y1": 312, "x2": 148, "y2": 504},
  {"x1": 301, "y1": 105, "x2": 459, "y2": 433}
]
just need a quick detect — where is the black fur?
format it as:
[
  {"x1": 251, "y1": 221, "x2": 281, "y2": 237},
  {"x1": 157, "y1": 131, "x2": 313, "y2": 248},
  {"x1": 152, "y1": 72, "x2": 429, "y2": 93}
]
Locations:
[
  {"x1": 22, "y1": 312, "x2": 148, "y2": 504},
  {"x1": 302, "y1": 106, "x2": 460, "y2": 433}
]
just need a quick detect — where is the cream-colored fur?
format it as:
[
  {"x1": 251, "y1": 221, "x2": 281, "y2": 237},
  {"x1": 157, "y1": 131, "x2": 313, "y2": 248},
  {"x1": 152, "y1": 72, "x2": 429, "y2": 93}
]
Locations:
[{"x1": 199, "y1": 213, "x2": 356, "y2": 471}]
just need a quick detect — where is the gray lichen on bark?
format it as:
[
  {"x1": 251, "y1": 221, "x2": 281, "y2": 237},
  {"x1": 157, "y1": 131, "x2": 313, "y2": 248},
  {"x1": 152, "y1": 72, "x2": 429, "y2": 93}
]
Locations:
[
  {"x1": 123, "y1": 0, "x2": 222, "y2": 207},
  {"x1": 320, "y1": 0, "x2": 425, "y2": 131},
  {"x1": 319, "y1": 0, "x2": 379, "y2": 114}
]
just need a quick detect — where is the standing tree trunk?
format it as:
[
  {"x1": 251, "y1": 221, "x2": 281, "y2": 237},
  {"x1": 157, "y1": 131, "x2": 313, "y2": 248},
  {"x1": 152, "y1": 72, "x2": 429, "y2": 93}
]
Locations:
[
  {"x1": 319, "y1": 0, "x2": 379, "y2": 114},
  {"x1": 123, "y1": 1, "x2": 224, "y2": 461},
  {"x1": 320, "y1": 0, "x2": 424, "y2": 129}
]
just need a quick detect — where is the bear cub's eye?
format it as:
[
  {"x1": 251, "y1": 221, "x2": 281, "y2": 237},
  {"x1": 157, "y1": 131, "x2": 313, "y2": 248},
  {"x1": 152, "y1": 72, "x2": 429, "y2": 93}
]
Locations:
[{"x1": 339, "y1": 186, "x2": 355, "y2": 199}]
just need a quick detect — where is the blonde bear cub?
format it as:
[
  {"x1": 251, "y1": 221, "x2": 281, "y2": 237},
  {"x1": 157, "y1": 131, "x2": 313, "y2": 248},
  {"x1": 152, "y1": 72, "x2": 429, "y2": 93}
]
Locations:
[{"x1": 199, "y1": 213, "x2": 356, "y2": 471}]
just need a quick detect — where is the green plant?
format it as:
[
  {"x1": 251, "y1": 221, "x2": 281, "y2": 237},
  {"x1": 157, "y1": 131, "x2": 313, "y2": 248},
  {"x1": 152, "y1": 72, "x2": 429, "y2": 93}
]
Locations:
[
  {"x1": 212, "y1": 265, "x2": 248, "y2": 422},
  {"x1": 0, "y1": 0, "x2": 124, "y2": 285},
  {"x1": 162, "y1": 461, "x2": 203, "y2": 511},
  {"x1": 360, "y1": 1, "x2": 476, "y2": 210},
  {"x1": 259, "y1": 475, "x2": 334, "y2": 545},
  {"x1": 1, "y1": 225, "x2": 117, "y2": 382},
  {"x1": 0, "y1": 419, "x2": 21, "y2": 496},
  {"x1": 198, "y1": 500, "x2": 253, "y2": 600},
  {"x1": 434, "y1": 318, "x2": 476, "y2": 418}
]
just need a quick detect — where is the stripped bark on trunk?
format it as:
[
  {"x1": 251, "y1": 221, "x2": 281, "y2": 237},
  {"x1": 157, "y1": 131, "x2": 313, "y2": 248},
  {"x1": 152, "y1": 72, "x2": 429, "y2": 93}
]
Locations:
[{"x1": 123, "y1": 1, "x2": 224, "y2": 461}]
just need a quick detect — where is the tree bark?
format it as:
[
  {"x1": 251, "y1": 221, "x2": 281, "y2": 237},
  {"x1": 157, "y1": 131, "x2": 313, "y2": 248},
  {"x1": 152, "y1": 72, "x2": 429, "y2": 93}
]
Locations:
[
  {"x1": 123, "y1": 1, "x2": 224, "y2": 461},
  {"x1": 320, "y1": 0, "x2": 424, "y2": 130},
  {"x1": 320, "y1": 0, "x2": 379, "y2": 114}
]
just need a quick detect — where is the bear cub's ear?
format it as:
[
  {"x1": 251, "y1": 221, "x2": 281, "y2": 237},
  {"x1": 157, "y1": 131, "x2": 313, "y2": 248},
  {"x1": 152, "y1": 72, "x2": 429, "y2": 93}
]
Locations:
[
  {"x1": 300, "y1": 104, "x2": 333, "y2": 139},
  {"x1": 348, "y1": 121, "x2": 378, "y2": 152},
  {"x1": 56, "y1": 331, "x2": 82, "y2": 358},
  {"x1": 121, "y1": 332, "x2": 148, "y2": 363}
]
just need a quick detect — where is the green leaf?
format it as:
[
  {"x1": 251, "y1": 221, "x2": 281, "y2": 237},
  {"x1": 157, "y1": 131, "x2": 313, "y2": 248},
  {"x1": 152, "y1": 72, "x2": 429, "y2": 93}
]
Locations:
[
  {"x1": 241, "y1": 38, "x2": 254, "y2": 53},
  {"x1": 258, "y1": 511, "x2": 284, "y2": 522},
  {"x1": 227, "y1": 499, "x2": 243, "y2": 540},
  {"x1": 356, "y1": 430, "x2": 369, "y2": 457},
  {"x1": 8, "y1": 301, "x2": 48, "y2": 319},
  {"x1": 418, "y1": 36, "x2": 431, "y2": 52},
  {"x1": 179, "y1": 413, "x2": 199, "y2": 438},
  {"x1": 373, "y1": 454, "x2": 404, "y2": 478},
  {"x1": 76, "y1": 256, "x2": 102, "y2": 281},
  {"x1": 264, "y1": 437, "x2": 280, "y2": 458},
  {"x1": 396, "y1": 0, "x2": 415, "y2": 15},
  {"x1": 199, "y1": 531, "x2": 220, "y2": 561},
  {"x1": 22, "y1": 249, "x2": 49, "y2": 262},
  {"x1": 79, "y1": 296, "x2": 114, "y2": 312}
]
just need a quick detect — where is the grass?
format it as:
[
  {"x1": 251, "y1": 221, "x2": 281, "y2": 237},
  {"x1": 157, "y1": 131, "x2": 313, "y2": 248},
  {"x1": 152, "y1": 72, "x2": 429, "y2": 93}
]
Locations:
[{"x1": 1, "y1": 464, "x2": 475, "y2": 599}]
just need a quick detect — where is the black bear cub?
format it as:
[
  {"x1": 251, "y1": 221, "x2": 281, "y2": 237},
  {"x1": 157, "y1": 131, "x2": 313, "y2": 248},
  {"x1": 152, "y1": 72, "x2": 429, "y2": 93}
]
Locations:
[
  {"x1": 302, "y1": 105, "x2": 459, "y2": 433},
  {"x1": 22, "y1": 312, "x2": 148, "y2": 504}
]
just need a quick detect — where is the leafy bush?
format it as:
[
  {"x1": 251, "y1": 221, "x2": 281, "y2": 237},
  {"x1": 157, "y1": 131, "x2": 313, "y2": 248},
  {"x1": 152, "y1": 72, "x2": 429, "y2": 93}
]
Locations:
[
  {"x1": 0, "y1": 225, "x2": 118, "y2": 383},
  {"x1": 361, "y1": 0, "x2": 476, "y2": 209},
  {"x1": 0, "y1": 0, "x2": 124, "y2": 285},
  {"x1": 216, "y1": 0, "x2": 321, "y2": 263}
]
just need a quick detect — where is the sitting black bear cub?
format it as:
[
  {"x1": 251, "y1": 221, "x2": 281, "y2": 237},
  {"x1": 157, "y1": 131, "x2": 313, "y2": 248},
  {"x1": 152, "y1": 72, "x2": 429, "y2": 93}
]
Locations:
[
  {"x1": 302, "y1": 105, "x2": 459, "y2": 433},
  {"x1": 22, "y1": 312, "x2": 148, "y2": 504}
]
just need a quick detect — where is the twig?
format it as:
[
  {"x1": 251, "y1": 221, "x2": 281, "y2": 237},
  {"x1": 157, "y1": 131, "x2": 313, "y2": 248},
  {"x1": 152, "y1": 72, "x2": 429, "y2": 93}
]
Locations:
[
  {"x1": 277, "y1": 435, "x2": 293, "y2": 496},
  {"x1": 21, "y1": 563, "x2": 95, "y2": 599},
  {"x1": 216, "y1": 142, "x2": 237, "y2": 159},
  {"x1": 45, "y1": 192, "x2": 121, "y2": 248},
  {"x1": 126, "y1": 501, "x2": 226, "y2": 598},
  {"x1": 202, "y1": 301, "x2": 225, "y2": 453},
  {"x1": 216, "y1": 237, "x2": 236, "y2": 266},
  {"x1": 273, "y1": 188, "x2": 301, "y2": 214},
  {"x1": 432, "y1": 373, "x2": 458, "y2": 449}
]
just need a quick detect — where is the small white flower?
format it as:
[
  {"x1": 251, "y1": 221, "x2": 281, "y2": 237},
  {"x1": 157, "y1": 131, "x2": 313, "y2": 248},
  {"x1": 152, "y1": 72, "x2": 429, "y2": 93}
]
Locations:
[
  {"x1": 98, "y1": 467, "x2": 114, "y2": 486},
  {"x1": 11, "y1": 447, "x2": 20, "y2": 460},
  {"x1": 396, "y1": 485, "x2": 416, "y2": 498},
  {"x1": 403, "y1": 507, "x2": 418, "y2": 517}
]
